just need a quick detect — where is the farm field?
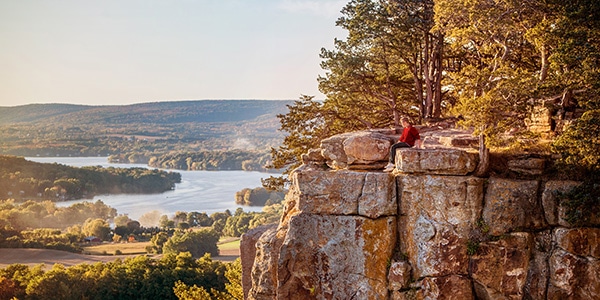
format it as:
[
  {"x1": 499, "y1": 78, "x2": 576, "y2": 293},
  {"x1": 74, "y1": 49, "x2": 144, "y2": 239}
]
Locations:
[{"x1": 0, "y1": 238, "x2": 241, "y2": 269}]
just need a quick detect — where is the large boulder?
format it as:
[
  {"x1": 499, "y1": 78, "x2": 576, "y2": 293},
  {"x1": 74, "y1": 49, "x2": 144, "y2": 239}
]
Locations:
[
  {"x1": 483, "y1": 177, "x2": 546, "y2": 236},
  {"x1": 277, "y1": 213, "x2": 397, "y2": 299},
  {"x1": 396, "y1": 148, "x2": 479, "y2": 175},
  {"x1": 290, "y1": 166, "x2": 397, "y2": 218},
  {"x1": 320, "y1": 130, "x2": 395, "y2": 170},
  {"x1": 398, "y1": 175, "x2": 484, "y2": 278},
  {"x1": 471, "y1": 232, "x2": 533, "y2": 299}
]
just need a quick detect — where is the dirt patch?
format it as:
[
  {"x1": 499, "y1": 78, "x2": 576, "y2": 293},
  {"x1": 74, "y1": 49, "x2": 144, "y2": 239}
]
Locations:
[
  {"x1": 0, "y1": 248, "x2": 138, "y2": 269},
  {"x1": 0, "y1": 247, "x2": 240, "y2": 269}
]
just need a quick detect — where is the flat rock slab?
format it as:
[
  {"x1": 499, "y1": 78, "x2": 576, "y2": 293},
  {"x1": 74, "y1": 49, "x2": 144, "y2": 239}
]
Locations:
[{"x1": 396, "y1": 148, "x2": 479, "y2": 175}]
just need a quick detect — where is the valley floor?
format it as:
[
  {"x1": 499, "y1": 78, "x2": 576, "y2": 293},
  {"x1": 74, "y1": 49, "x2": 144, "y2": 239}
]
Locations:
[{"x1": 0, "y1": 247, "x2": 240, "y2": 269}]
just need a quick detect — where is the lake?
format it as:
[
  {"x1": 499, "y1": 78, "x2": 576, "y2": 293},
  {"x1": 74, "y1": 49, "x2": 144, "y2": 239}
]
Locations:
[{"x1": 26, "y1": 157, "x2": 268, "y2": 221}]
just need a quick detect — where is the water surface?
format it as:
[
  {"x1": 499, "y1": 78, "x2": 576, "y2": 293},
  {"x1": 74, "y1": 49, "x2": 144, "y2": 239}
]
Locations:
[{"x1": 27, "y1": 157, "x2": 266, "y2": 220}]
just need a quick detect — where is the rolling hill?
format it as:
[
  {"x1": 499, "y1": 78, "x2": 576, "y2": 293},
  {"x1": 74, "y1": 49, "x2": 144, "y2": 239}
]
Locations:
[{"x1": 0, "y1": 100, "x2": 293, "y2": 158}]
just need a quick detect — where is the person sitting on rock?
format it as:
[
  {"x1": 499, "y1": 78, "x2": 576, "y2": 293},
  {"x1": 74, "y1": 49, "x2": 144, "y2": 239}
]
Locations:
[{"x1": 383, "y1": 117, "x2": 421, "y2": 172}]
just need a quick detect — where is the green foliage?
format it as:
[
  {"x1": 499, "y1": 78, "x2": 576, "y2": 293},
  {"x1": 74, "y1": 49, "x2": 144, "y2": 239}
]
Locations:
[
  {"x1": 235, "y1": 187, "x2": 285, "y2": 206},
  {"x1": 0, "y1": 199, "x2": 115, "y2": 231},
  {"x1": 467, "y1": 240, "x2": 480, "y2": 256},
  {"x1": 173, "y1": 280, "x2": 212, "y2": 300},
  {"x1": 0, "y1": 252, "x2": 234, "y2": 300},
  {"x1": 149, "y1": 150, "x2": 274, "y2": 171},
  {"x1": 163, "y1": 229, "x2": 220, "y2": 258},
  {"x1": 82, "y1": 218, "x2": 111, "y2": 241},
  {"x1": 268, "y1": 96, "x2": 334, "y2": 174},
  {"x1": 223, "y1": 258, "x2": 243, "y2": 300},
  {"x1": 552, "y1": 109, "x2": 600, "y2": 171},
  {"x1": 149, "y1": 231, "x2": 170, "y2": 254},
  {"x1": 556, "y1": 181, "x2": 600, "y2": 226},
  {"x1": 0, "y1": 155, "x2": 181, "y2": 200}
]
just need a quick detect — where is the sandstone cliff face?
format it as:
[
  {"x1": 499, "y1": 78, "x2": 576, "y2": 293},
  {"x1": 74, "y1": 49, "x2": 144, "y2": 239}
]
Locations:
[{"x1": 241, "y1": 130, "x2": 598, "y2": 300}]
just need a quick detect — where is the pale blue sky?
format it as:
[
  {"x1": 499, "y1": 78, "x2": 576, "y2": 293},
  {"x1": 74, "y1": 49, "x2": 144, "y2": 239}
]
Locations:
[{"x1": 0, "y1": 0, "x2": 346, "y2": 106}]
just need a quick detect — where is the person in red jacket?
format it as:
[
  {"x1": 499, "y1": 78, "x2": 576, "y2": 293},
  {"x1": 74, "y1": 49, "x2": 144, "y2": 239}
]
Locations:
[{"x1": 384, "y1": 117, "x2": 421, "y2": 172}]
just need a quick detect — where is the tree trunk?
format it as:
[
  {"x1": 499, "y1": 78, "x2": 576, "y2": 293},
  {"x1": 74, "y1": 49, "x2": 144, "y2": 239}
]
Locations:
[
  {"x1": 433, "y1": 32, "x2": 444, "y2": 118},
  {"x1": 539, "y1": 44, "x2": 549, "y2": 82},
  {"x1": 474, "y1": 132, "x2": 490, "y2": 177}
]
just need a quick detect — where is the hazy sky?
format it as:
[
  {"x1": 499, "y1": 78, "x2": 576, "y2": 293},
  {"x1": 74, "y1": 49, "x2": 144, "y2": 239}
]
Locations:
[{"x1": 0, "y1": 0, "x2": 347, "y2": 107}]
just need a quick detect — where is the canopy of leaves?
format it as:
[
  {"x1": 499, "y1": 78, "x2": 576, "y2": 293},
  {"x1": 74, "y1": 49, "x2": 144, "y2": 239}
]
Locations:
[{"x1": 163, "y1": 229, "x2": 220, "y2": 258}]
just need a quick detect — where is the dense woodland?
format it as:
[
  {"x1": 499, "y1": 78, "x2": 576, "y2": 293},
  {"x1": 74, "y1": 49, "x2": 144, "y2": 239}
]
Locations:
[{"x1": 0, "y1": 155, "x2": 181, "y2": 200}]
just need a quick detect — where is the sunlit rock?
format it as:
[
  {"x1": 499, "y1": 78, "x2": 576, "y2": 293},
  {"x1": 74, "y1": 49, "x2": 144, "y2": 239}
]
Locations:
[
  {"x1": 290, "y1": 166, "x2": 396, "y2": 218},
  {"x1": 471, "y1": 232, "x2": 533, "y2": 299},
  {"x1": 396, "y1": 148, "x2": 478, "y2": 175},
  {"x1": 483, "y1": 177, "x2": 545, "y2": 235},
  {"x1": 398, "y1": 175, "x2": 484, "y2": 278},
  {"x1": 277, "y1": 213, "x2": 396, "y2": 300},
  {"x1": 320, "y1": 130, "x2": 394, "y2": 170},
  {"x1": 247, "y1": 225, "x2": 281, "y2": 300},
  {"x1": 241, "y1": 223, "x2": 277, "y2": 299},
  {"x1": 388, "y1": 260, "x2": 412, "y2": 291},
  {"x1": 548, "y1": 248, "x2": 600, "y2": 299}
]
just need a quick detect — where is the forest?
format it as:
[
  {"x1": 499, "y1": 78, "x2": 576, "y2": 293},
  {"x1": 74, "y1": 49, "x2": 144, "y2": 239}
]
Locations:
[{"x1": 0, "y1": 155, "x2": 181, "y2": 200}]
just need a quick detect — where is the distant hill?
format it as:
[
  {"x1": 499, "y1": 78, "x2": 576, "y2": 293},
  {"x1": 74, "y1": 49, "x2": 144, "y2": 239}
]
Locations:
[
  {"x1": 0, "y1": 100, "x2": 294, "y2": 159},
  {"x1": 0, "y1": 100, "x2": 293, "y2": 126}
]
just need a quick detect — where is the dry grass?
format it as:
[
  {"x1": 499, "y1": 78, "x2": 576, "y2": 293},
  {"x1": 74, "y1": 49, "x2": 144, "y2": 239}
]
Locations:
[
  {"x1": 82, "y1": 242, "x2": 151, "y2": 255},
  {"x1": 218, "y1": 239, "x2": 240, "y2": 251}
]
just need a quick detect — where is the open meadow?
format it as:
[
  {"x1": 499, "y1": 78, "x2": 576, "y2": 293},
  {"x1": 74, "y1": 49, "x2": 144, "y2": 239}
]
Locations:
[{"x1": 0, "y1": 238, "x2": 241, "y2": 269}]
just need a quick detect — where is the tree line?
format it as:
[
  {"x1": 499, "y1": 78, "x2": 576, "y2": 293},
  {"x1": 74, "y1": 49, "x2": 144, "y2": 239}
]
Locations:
[
  {"x1": 145, "y1": 150, "x2": 277, "y2": 172},
  {"x1": 0, "y1": 253, "x2": 242, "y2": 300},
  {"x1": 0, "y1": 155, "x2": 181, "y2": 200}
]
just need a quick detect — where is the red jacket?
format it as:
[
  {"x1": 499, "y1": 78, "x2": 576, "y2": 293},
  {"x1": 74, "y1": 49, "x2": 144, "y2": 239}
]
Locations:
[{"x1": 399, "y1": 126, "x2": 420, "y2": 147}]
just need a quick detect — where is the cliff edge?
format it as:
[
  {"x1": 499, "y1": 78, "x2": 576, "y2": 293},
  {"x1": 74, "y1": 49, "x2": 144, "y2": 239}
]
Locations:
[{"x1": 241, "y1": 129, "x2": 599, "y2": 300}]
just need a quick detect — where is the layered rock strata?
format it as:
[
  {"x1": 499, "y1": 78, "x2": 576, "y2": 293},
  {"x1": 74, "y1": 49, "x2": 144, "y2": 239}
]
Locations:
[{"x1": 242, "y1": 130, "x2": 598, "y2": 300}]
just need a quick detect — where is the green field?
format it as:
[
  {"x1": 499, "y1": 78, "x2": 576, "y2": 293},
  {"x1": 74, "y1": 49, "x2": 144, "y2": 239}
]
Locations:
[{"x1": 81, "y1": 237, "x2": 241, "y2": 256}]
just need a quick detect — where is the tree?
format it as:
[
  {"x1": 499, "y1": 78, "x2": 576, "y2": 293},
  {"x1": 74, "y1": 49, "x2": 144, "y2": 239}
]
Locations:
[
  {"x1": 268, "y1": 95, "x2": 334, "y2": 174},
  {"x1": 173, "y1": 280, "x2": 212, "y2": 300},
  {"x1": 223, "y1": 258, "x2": 244, "y2": 300},
  {"x1": 114, "y1": 214, "x2": 132, "y2": 227},
  {"x1": 222, "y1": 208, "x2": 255, "y2": 237},
  {"x1": 320, "y1": 0, "x2": 445, "y2": 123},
  {"x1": 434, "y1": 0, "x2": 543, "y2": 145},
  {"x1": 82, "y1": 218, "x2": 111, "y2": 240},
  {"x1": 163, "y1": 229, "x2": 220, "y2": 258},
  {"x1": 552, "y1": 109, "x2": 600, "y2": 171},
  {"x1": 149, "y1": 231, "x2": 169, "y2": 254}
]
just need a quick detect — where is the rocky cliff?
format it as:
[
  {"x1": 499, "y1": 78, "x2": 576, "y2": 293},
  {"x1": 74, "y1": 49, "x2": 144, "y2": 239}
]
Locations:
[{"x1": 241, "y1": 129, "x2": 599, "y2": 299}]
